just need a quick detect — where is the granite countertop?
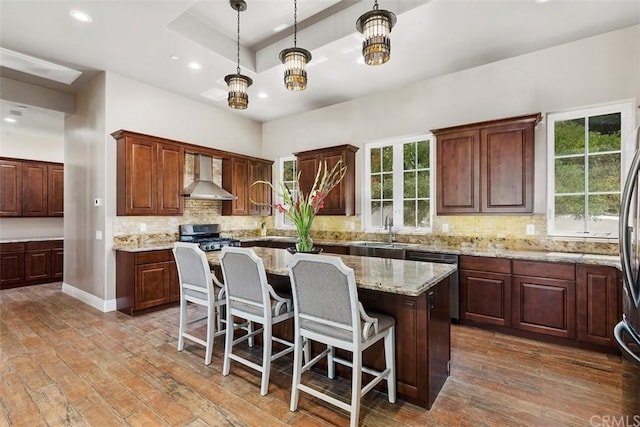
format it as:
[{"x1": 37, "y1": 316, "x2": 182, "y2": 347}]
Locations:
[
  {"x1": 112, "y1": 236, "x2": 620, "y2": 269},
  {"x1": 0, "y1": 237, "x2": 64, "y2": 244},
  {"x1": 207, "y1": 246, "x2": 457, "y2": 297}
]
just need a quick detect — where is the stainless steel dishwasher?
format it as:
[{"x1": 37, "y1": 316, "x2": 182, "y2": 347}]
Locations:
[{"x1": 405, "y1": 251, "x2": 459, "y2": 322}]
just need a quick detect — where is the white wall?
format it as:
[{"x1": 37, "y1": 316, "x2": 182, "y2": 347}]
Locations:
[{"x1": 262, "y1": 25, "x2": 640, "y2": 215}]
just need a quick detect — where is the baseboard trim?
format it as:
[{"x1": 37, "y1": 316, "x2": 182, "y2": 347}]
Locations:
[{"x1": 61, "y1": 282, "x2": 117, "y2": 313}]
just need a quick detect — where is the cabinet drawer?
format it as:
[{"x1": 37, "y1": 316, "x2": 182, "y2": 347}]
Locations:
[
  {"x1": 26, "y1": 240, "x2": 59, "y2": 251},
  {"x1": 512, "y1": 260, "x2": 575, "y2": 281},
  {"x1": 0, "y1": 242, "x2": 26, "y2": 253},
  {"x1": 459, "y1": 256, "x2": 511, "y2": 274},
  {"x1": 136, "y1": 250, "x2": 173, "y2": 264}
]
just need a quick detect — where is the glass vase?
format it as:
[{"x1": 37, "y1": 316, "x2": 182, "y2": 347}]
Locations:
[{"x1": 295, "y1": 234, "x2": 314, "y2": 252}]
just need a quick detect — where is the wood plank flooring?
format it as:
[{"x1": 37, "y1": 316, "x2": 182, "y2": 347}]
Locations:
[{"x1": 1, "y1": 283, "x2": 638, "y2": 426}]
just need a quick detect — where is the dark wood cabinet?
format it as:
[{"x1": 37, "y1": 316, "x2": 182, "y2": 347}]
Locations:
[
  {"x1": 294, "y1": 144, "x2": 358, "y2": 216},
  {"x1": 0, "y1": 243, "x2": 25, "y2": 287},
  {"x1": 512, "y1": 260, "x2": 576, "y2": 339},
  {"x1": 47, "y1": 163, "x2": 64, "y2": 216},
  {"x1": 0, "y1": 159, "x2": 22, "y2": 216},
  {"x1": 116, "y1": 249, "x2": 180, "y2": 315},
  {"x1": 433, "y1": 113, "x2": 540, "y2": 215},
  {"x1": 222, "y1": 156, "x2": 273, "y2": 216},
  {"x1": 113, "y1": 130, "x2": 184, "y2": 216},
  {"x1": 1, "y1": 158, "x2": 64, "y2": 218},
  {"x1": 576, "y1": 265, "x2": 620, "y2": 347},
  {"x1": 0, "y1": 240, "x2": 62, "y2": 289},
  {"x1": 460, "y1": 256, "x2": 512, "y2": 326}
]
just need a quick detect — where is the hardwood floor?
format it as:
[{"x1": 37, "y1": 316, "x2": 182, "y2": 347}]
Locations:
[{"x1": 1, "y1": 283, "x2": 638, "y2": 426}]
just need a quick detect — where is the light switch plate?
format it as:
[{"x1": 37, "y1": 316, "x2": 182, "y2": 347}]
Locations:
[
  {"x1": 96, "y1": 230, "x2": 103, "y2": 240},
  {"x1": 442, "y1": 224, "x2": 449, "y2": 232},
  {"x1": 526, "y1": 224, "x2": 535, "y2": 235}
]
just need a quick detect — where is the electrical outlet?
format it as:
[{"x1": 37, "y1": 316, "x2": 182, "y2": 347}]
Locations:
[
  {"x1": 140, "y1": 223, "x2": 147, "y2": 232},
  {"x1": 526, "y1": 224, "x2": 535, "y2": 235},
  {"x1": 442, "y1": 224, "x2": 449, "y2": 233}
]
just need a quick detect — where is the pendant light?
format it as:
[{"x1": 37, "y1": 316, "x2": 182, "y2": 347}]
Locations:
[
  {"x1": 278, "y1": 0, "x2": 312, "y2": 91},
  {"x1": 355, "y1": 0, "x2": 397, "y2": 66},
  {"x1": 224, "y1": 0, "x2": 252, "y2": 109}
]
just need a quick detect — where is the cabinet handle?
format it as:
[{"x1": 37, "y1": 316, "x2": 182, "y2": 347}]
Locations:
[{"x1": 429, "y1": 291, "x2": 436, "y2": 309}]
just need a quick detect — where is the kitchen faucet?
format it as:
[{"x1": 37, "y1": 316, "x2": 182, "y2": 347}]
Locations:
[{"x1": 384, "y1": 215, "x2": 396, "y2": 243}]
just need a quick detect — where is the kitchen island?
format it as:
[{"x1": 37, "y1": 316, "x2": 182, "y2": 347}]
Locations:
[{"x1": 207, "y1": 246, "x2": 457, "y2": 409}]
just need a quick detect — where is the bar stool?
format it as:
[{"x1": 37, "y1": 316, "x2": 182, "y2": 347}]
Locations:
[
  {"x1": 288, "y1": 253, "x2": 396, "y2": 427},
  {"x1": 219, "y1": 246, "x2": 295, "y2": 396},
  {"x1": 172, "y1": 242, "x2": 226, "y2": 365}
]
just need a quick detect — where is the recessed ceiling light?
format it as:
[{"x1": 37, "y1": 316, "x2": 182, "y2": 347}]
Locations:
[
  {"x1": 188, "y1": 62, "x2": 202, "y2": 70},
  {"x1": 257, "y1": 92, "x2": 268, "y2": 99},
  {"x1": 170, "y1": 55, "x2": 179, "y2": 61},
  {"x1": 4, "y1": 117, "x2": 17, "y2": 123},
  {"x1": 273, "y1": 24, "x2": 288, "y2": 32},
  {"x1": 69, "y1": 10, "x2": 92, "y2": 23}
]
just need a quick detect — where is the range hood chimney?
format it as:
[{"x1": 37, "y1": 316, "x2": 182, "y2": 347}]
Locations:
[{"x1": 183, "y1": 154, "x2": 236, "y2": 200}]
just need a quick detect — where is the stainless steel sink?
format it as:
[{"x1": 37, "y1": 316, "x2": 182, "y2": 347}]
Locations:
[{"x1": 349, "y1": 241, "x2": 407, "y2": 259}]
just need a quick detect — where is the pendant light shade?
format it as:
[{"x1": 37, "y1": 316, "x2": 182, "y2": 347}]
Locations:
[
  {"x1": 279, "y1": 0, "x2": 311, "y2": 91},
  {"x1": 225, "y1": 0, "x2": 252, "y2": 109},
  {"x1": 356, "y1": 0, "x2": 397, "y2": 66}
]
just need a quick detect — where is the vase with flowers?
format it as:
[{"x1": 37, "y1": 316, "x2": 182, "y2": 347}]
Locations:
[{"x1": 252, "y1": 160, "x2": 346, "y2": 252}]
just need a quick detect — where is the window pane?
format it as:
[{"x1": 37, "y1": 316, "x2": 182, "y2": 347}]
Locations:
[
  {"x1": 418, "y1": 200, "x2": 430, "y2": 228},
  {"x1": 589, "y1": 153, "x2": 620, "y2": 192},
  {"x1": 382, "y1": 173, "x2": 393, "y2": 199},
  {"x1": 382, "y1": 201, "x2": 393, "y2": 223},
  {"x1": 417, "y1": 170, "x2": 430, "y2": 198},
  {"x1": 555, "y1": 194, "x2": 585, "y2": 219},
  {"x1": 283, "y1": 160, "x2": 295, "y2": 181},
  {"x1": 404, "y1": 200, "x2": 416, "y2": 227},
  {"x1": 371, "y1": 175, "x2": 381, "y2": 199},
  {"x1": 555, "y1": 118, "x2": 585, "y2": 156},
  {"x1": 370, "y1": 201, "x2": 382, "y2": 227},
  {"x1": 589, "y1": 113, "x2": 621, "y2": 153},
  {"x1": 589, "y1": 193, "x2": 620, "y2": 217},
  {"x1": 382, "y1": 146, "x2": 393, "y2": 171},
  {"x1": 417, "y1": 141, "x2": 430, "y2": 169},
  {"x1": 555, "y1": 157, "x2": 585, "y2": 193},
  {"x1": 403, "y1": 142, "x2": 415, "y2": 170},
  {"x1": 404, "y1": 171, "x2": 416, "y2": 198},
  {"x1": 371, "y1": 148, "x2": 381, "y2": 173}
]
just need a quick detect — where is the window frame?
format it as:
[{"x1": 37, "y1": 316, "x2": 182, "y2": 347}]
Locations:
[
  {"x1": 362, "y1": 133, "x2": 434, "y2": 233},
  {"x1": 274, "y1": 156, "x2": 298, "y2": 230},
  {"x1": 546, "y1": 100, "x2": 635, "y2": 239}
]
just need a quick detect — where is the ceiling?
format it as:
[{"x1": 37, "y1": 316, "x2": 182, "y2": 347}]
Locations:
[{"x1": 0, "y1": 0, "x2": 639, "y2": 133}]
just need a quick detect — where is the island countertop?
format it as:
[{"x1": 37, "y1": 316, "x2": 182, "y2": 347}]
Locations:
[{"x1": 206, "y1": 246, "x2": 457, "y2": 297}]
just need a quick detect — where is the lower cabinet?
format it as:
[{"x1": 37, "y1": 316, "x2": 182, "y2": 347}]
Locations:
[
  {"x1": 116, "y1": 249, "x2": 179, "y2": 316},
  {"x1": 576, "y1": 265, "x2": 620, "y2": 347},
  {"x1": 0, "y1": 240, "x2": 63, "y2": 289},
  {"x1": 460, "y1": 256, "x2": 512, "y2": 327}
]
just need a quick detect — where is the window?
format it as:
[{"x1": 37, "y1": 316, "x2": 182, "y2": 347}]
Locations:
[
  {"x1": 547, "y1": 101, "x2": 634, "y2": 238},
  {"x1": 275, "y1": 156, "x2": 298, "y2": 229},
  {"x1": 364, "y1": 135, "x2": 433, "y2": 231}
]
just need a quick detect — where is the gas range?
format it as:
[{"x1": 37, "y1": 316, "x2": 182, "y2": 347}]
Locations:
[{"x1": 178, "y1": 224, "x2": 241, "y2": 252}]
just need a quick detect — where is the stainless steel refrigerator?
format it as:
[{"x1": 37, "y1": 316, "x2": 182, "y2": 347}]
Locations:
[{"x1": 617, "y1": 125, "x2": 640, "y2": 365}]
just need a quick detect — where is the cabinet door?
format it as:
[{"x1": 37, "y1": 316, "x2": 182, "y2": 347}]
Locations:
[
  {"x1": 248, "y1": 161, "x2": 269, "y2": 215},
  {"x1": 480, "y1": 120, "x2": 534, "y2": 213},
  {"x1": 460, "y1": 269, "x2": 512, "y2": 326},
  {"x1": 47, "y1": 163, "x2": 64, "y2": 216},
  {"x1": 51, "y1": 247, "x2": 64, "y2": 280},
  {"x1": 297, "y1": 155, "x2": 318, "y2": 202},
  {"x1": 135, "y1": 262, "x2": 171, "y2": 309},
  {"x1": 157, "y1": 143, "x2": 184, "y2": 215},
  {"x1": 319, "y1": 152, "x2": 347, "y2": 215},
  {"x1": 119, "y1": 137, "x2": 157, "y2": 215},
  {"x1": 0, "y1": 159, "x2": 22, "y2": 216},
  {"x1": 576, "y1": 265, "x2": 619, "y2": 347},
  {"x1": 222, "y1": 157, "x2": 249, "y2": 215},
  {"x1": 168, "y1": 261, "x2": 180, "y2": 303},
  {"x1": 22, "y1": 161, "x2": 48, "y2": 216},
  {"x1": 512, "y1": 276, "x2": 576, "y2": 339},
  {"x1": 0, "y1": 250, "x2": 25, "y2": 288},
  {"x1": 436, "y1": 129, "x2": 480, "y2": 214},
  {"x1": 25, "y1": 249, "x2": 51, "y2": 281}
]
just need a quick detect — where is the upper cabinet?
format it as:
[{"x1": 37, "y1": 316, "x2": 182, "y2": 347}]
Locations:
[
  {"x1": 222, "y1": 156, "x2": 273, "y2": 216},
  {"x1": 432, "y1": 113, "x2": 541, "y2": 215},
  {"x1": 294, "y1": 144, "x2": 358, "y2": 216},
  {"x1": 0, "y1": 157, "x2": 63, "y2": 217},
  {"x1": 113, "y1": 130, "x2": 184, "y2": 216}
]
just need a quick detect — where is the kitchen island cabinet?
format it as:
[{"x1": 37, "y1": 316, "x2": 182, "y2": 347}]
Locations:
[
  {"x1": 115, "y1": 249, "x2": 179, "y2": 315},
  {"x1": 207, "y1": 247, "x2": 456, "y2": 409}
]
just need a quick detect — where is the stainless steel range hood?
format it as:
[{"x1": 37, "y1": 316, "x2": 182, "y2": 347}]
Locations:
[{"x1": 183, "y1": 154, "x2": 236, "y2": 200}]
